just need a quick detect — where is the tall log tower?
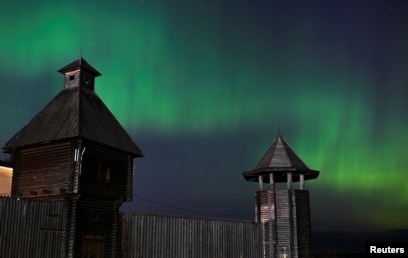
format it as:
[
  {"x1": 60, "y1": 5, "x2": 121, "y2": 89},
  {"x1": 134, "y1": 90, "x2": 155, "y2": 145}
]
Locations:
[
  {"x1": 3, "y1": 58, "x2": 143, "y2": 257},
  {"x1": 243, "y1": 133, "x2": 319, "y2": 258}
]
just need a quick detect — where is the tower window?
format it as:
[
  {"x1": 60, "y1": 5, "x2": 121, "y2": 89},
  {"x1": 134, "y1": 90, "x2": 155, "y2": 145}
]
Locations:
[
  {"x1": 98, "y1": 162, "x2": 111, "y2": 182},
  {"x1": 91, "y1": 211, "x2": 100, "y2": 223},
  {"x1": 278, "y1": 245, "x2": 289, "y2": 258},
  {"x1": 69, "y1": 75, "x2": 75, "y2": 81}
]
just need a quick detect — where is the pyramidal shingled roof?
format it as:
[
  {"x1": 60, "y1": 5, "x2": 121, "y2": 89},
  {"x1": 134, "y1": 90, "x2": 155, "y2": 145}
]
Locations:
[
  {"x1": 58, "y1": 57, "x2": 101, "y2": 76},
  {"x1": 243, "y1": 133, "x2": 319, "y2": 183},
  {"x1": 3, "y1": 59, "x2": 143, "y2": 157}
]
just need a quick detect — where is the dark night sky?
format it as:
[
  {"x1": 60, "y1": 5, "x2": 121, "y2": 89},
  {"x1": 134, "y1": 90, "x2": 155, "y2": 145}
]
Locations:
[{"x1": 1, "y1": 0, "x2": 408, "y2": 252}]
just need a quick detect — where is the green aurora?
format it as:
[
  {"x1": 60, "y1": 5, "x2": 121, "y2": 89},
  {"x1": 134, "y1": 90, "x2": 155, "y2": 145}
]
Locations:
[{"x1": 1, "y1": 0, "x2": 407, "y2": 230}]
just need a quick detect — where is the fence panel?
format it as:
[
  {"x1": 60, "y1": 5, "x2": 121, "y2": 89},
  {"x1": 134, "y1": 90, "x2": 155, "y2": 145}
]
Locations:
[
  {"x1": 0, "y1": 197, "x2": 65, "y2": 258},
  {"x1": 119, "y1": 213, "x2": 262, "y2": 258}
]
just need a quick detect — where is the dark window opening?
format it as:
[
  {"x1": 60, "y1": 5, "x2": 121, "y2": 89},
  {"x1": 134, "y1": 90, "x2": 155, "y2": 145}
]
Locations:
[
  {"x1": 98, "y1": 162, "x2": 111, "y2": 182},
  {"x1": 91, "y1": 211, "x2": 100, "y2": 223},
  {"x1": 69, "y1": 75, "x2": 75, "y2": 81}
]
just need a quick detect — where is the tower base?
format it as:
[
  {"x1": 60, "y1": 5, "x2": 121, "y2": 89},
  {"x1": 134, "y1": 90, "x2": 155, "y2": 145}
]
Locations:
[{"x1": 255, "y1": 189, "x2": 311, "y2": 258}]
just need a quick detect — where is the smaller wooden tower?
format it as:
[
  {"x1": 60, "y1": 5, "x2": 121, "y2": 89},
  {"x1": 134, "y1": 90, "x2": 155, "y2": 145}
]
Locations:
[
  {"x1": 243, "y1": 133, "x2": 319, "y2": 258},
  {"x1": 3, "y1": 58, "x2": 143, "y2": 258}
]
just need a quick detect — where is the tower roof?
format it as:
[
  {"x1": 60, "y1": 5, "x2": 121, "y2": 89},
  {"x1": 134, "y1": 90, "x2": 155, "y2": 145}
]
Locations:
[
  {"x1": 58, "y1": 57, "x2": 101, "y2": 76},
  {"x1": 3, "y1": 59, "x2": 143, "y2": 157},
  {"x1": 243, "y1": 133, "x2": 319, "y2": 183}
]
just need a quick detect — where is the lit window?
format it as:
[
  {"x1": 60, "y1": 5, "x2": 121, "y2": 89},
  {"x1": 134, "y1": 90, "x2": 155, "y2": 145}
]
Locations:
[{"x1": 278, "y1": 245, "x2": 289, "y2": 258}]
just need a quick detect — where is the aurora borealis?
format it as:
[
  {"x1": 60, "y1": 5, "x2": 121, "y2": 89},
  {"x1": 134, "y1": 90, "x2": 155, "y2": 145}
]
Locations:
[{"x1": 1, "y1": 0, "x2": 407, "y2": 251}]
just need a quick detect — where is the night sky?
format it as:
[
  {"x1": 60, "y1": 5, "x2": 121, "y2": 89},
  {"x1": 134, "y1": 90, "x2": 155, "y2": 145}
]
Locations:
[{"x1": 1, "y1": 0, "x2": 408, "y2": 252}]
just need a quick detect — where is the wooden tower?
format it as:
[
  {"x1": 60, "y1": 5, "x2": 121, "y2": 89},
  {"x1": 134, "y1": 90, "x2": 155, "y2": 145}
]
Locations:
[
  {"x1": 243, "y1": 133, "x2": 319, "y2": 258},
  {"x1": 3, "y1": 58, "x2": 143, "y2": 258}
]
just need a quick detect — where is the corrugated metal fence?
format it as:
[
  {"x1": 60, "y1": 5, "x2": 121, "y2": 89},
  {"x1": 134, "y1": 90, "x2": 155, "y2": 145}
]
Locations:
[
  {"x1": 0, "y1": 196, "x2": 65, "y2": 258},
  {"x1": 119, "y1": 213, "x2": 263, "y2": 258}
]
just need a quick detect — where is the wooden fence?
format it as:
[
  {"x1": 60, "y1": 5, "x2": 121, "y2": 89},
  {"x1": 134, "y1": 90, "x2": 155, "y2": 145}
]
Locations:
[
  {"x1": 119, "y1": 213, "x2": 263, "y2": 258},
  {"x1": 0, "y1": 196, "x2": 65, "y2": 258},
  {"x1": 0, "y1": 197, "x2": 263, "y2": 257}
]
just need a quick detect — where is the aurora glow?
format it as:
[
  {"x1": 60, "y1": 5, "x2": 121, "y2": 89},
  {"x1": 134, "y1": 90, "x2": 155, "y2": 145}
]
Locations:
[{"x1": 1, "y1": 0, "x2": 407, "y2": 248}]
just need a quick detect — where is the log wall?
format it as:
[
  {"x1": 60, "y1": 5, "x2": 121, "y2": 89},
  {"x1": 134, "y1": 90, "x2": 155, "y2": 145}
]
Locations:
[
  {"x1": 255, "y1": 189, "x2": 311, "y2": 258},
  {"x1": 11, "y1": 141, "x2": 72, "y2": 198}
]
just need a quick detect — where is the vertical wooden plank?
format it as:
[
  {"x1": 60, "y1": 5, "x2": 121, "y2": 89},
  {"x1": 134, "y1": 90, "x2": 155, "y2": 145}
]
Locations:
[
  {"x1": 117, "y1": 213, "x2": 263, "y2": 258},
  {"x1": 0, "y1": 197, "x2": 65, "y2": 258}
]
